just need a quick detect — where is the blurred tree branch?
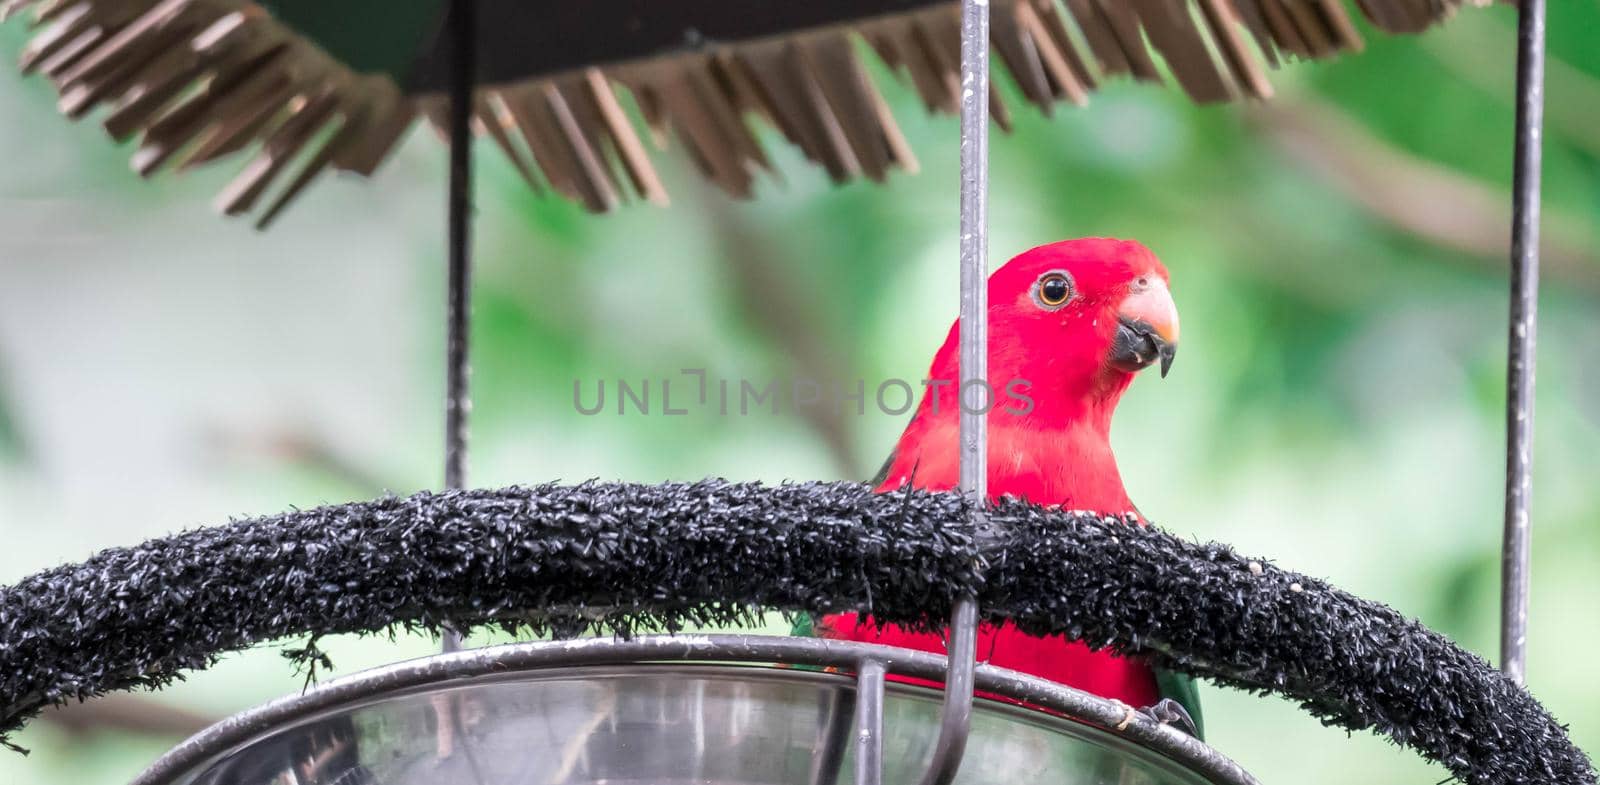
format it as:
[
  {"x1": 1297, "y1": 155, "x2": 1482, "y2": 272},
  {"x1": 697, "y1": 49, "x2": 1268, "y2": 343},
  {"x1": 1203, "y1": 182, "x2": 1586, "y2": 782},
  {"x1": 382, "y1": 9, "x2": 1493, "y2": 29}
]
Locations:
[
  {"x1": 1248, "y1": 97, "x2": 1597, "y2": 293},
  {"x1": 1421, "y1": 20, "x2": 1600, "y2": 160},
  {"x1": 201, "y1": 423, "x2": 394, "y2": 497},
  {"x1": 40, "y1": 694, "x2": 214, "y2": 739},
  {"x1": 702, "y1": 194, "x2": 865, "y2": 480},
  {"x1": 0, "y1": 353, "x2": 26, "y2": 462}
]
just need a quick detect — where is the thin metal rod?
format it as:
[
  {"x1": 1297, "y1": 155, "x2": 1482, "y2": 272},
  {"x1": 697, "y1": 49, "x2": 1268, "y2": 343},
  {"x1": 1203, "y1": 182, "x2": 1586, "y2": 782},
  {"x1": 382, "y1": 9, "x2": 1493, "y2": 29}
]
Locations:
[
  {"x1": 1500, "y1": 0, "x2": 1545, "y2": 687},
  {"x1": 853, "y1": 659, "x2": 886, "y2": 785},
  {"x1": 955, "y1": 0, "x2": 989, "y2": 510},
  {"x1": 918, "y1": 598, "x2": 977, "y2": 785},
  {"x1": 918, "y1": 0, "x2": 988, "y2": 782},
  {"x1": 441, "y1": 0, "x2": 476, "y2": 654}
]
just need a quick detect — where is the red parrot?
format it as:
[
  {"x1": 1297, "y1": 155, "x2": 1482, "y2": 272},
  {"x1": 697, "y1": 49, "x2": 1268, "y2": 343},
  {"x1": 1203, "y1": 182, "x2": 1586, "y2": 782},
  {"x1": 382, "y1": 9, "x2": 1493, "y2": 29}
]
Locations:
[{"x1": 797, "y1": 237, "x2": 1199, "y2": 734}]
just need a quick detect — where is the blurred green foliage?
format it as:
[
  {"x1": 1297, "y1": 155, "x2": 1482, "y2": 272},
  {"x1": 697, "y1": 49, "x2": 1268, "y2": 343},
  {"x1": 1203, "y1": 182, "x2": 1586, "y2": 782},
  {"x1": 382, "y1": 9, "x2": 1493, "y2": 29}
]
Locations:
[{"x1": 1, "y1": 4, "x2": 1597, "y2": 785}]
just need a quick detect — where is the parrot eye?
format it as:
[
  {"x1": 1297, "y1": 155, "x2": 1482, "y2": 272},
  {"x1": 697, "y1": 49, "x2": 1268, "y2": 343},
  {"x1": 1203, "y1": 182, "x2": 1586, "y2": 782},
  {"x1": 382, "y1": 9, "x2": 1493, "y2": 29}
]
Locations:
[{"x1": 1034, "y1": 271, "x2": 1075, "y2": 309}]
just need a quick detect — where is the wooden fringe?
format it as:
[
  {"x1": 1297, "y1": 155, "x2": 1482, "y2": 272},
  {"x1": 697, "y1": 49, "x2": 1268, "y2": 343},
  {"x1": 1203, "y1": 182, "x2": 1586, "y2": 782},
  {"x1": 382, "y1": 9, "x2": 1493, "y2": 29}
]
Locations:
[{"x1": 3, "y1": 0, "x2": 1474, "y2": 224}]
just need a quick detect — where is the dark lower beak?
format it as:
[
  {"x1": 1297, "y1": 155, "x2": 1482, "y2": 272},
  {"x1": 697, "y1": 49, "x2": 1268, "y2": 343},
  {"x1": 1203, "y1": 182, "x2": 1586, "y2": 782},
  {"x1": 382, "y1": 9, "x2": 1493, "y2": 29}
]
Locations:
[{"x1": 1110, "y1": 317, "x2": 1178, "y2": 377}]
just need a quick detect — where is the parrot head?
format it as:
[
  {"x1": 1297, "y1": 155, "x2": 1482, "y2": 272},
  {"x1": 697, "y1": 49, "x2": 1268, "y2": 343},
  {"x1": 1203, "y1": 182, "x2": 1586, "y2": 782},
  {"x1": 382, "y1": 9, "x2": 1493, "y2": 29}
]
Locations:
[
  {"x1": 992, "y1": 236, "x2": 1177, "y2": 374},
  {"x1": 879, "y1": 237, "x2": 1179, "y2": 504},
  {"x1": 923, "y1": 237, "x2": 1179, "y2": 430}
]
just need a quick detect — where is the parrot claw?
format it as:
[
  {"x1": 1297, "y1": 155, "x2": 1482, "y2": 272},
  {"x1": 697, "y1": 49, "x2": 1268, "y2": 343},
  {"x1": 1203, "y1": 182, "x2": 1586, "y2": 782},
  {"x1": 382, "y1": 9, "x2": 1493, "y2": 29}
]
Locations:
[{"x1": 1137, "y1": 698, "x2": 1199, "y2": 738}]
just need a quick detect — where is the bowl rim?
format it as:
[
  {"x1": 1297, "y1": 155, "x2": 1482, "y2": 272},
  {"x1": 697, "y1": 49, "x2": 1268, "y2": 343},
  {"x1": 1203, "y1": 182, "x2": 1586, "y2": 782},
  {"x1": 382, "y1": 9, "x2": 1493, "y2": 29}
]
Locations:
[{"x1": 129, "y1": 633, "x2": 1255, "y2": 785}]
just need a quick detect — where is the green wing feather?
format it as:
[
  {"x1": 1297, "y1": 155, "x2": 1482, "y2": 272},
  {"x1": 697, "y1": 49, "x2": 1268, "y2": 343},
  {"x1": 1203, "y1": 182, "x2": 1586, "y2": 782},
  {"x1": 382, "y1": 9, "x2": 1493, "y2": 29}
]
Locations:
[
  {"x1": 790, "y1": 612, "x2": 818, "y2": 638},
  {"x1": 1154, "y1": 667, "x2": 1205, "y2": 740}
]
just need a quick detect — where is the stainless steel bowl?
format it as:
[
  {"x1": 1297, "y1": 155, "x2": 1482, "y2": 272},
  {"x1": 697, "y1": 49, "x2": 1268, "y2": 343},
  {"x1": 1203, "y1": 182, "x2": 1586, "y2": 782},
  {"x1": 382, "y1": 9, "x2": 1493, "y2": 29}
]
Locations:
[
  {"x1": 133, "y1": 636, "x2": 1253, "y2": 785},
  {"x1": 171, "y1": 666, "x2": 1210, "y2": 785}
]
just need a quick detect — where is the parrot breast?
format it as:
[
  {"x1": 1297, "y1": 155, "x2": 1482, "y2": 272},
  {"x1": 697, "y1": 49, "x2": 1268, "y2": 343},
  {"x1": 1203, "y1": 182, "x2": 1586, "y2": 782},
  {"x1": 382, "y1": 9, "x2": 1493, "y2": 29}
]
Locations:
[{"x1": 819, "y1": 418, "x2": 1159, "y2": 708}]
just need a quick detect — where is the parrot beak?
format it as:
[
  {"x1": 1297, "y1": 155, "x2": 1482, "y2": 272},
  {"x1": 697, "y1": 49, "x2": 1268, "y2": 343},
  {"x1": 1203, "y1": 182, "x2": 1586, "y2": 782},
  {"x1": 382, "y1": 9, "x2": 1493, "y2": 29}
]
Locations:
[{"x1": 1110, "y1": 280, "x2": 1180, "y2": 377}]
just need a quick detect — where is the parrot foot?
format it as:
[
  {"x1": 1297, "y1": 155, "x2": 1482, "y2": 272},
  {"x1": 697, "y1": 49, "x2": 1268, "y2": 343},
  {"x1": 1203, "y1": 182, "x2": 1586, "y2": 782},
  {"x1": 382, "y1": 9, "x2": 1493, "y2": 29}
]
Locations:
[{"x1": 1137, "y1": 698, "x2": 1199, "y2": 738}]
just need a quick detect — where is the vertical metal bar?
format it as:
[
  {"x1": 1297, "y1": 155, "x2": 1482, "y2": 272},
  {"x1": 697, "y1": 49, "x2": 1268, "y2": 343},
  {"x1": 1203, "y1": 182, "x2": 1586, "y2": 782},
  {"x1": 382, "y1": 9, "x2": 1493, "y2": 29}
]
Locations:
[
  {"x1": 853, "y1": 659, "x2": 887, "y2": 785},
  {"x1": 917, "y1": 0, "x2": 988, "y2": 783},
  {"x1": 1500, "y1": 0, "x2": 1545, "y2": 686},
  {"x1": 954, "y1": 0, "x2": 991, "y2": 567},
  {"x1": 808, "y1": 690, "x2": 851, "y2": 785},
  {"x1": 441, "y1": 0, "x2": 476, "y2": 655},
  {"x1": 956, "y1": 4, "x2": 989, "y2": 508},
  {"x1": 916, "y1": 598, "x2": 977, "y2": 785}
]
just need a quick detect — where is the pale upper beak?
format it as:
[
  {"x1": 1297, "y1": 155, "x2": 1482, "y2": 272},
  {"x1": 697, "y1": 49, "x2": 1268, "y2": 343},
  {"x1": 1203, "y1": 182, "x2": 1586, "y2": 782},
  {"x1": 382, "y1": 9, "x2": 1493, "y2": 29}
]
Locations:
[{"x1": 1110, "y1": 278, "x2": 1180, "y2": 377}]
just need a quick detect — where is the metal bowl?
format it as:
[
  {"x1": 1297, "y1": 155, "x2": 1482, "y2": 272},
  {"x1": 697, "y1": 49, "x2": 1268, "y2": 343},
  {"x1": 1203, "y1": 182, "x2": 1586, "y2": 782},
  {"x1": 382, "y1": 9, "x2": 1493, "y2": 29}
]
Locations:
[{"x1": 133, "y1": 636, "x2": 1253, "y2": 785}]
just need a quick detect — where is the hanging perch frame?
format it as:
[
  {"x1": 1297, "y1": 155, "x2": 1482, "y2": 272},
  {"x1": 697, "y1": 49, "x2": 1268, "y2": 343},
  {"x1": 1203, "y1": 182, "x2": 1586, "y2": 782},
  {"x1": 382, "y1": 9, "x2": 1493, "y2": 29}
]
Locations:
[
  {"x1": 0, "y1": 482, "x2": 1589, "y2": 785},
  {"x1": 0, "y1": 0, "x2": 1574, "y2": 782}
]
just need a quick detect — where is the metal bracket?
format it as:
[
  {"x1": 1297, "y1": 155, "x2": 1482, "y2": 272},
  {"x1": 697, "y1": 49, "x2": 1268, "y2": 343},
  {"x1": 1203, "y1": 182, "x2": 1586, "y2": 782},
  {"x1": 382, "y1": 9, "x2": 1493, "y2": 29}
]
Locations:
[
  {"x1": 853, "y1": 658, "x2": 888, "y2": 785},
  {"x1": 914, "y1": 598, "x2": 979, "y2": 785}
]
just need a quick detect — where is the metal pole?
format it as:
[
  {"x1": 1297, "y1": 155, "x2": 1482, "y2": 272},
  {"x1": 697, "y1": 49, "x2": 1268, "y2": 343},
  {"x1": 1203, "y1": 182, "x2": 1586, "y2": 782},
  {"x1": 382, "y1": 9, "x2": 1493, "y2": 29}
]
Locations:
[
  {"x1": 917, "y1": 0, "x2": 987, "y2": 783},
  {"x1": 1500, "y1": 0, "x2": 1545, "y2": 686},
  {"x1": 441, "y1": 0, "x2": 476, "y2": 654},
  {"x1": 853, "y1": 659, "x2": 887, "y2": 785},
  {"x1": 955, "y1": 1, "x2": 989, "y2": 520}
]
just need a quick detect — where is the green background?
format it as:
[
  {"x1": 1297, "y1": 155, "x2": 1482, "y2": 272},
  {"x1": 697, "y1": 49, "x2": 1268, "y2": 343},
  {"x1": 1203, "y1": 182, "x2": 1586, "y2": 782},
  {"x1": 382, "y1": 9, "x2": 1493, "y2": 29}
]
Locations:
[{"x1": 1, "y1": 4, "x2": 1597, "y2": 784}]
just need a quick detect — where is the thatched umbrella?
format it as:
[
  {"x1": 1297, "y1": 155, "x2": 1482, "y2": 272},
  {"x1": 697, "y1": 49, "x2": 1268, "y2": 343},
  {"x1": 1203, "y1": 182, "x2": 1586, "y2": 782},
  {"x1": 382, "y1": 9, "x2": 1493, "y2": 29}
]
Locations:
[{"x1": 6, "y1": 0, "x2": 1481, "y2": 226}]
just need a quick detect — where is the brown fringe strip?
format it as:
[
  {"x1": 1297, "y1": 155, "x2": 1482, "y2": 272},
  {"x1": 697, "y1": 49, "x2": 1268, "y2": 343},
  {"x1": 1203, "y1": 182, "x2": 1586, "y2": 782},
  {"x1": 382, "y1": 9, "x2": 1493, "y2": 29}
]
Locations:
[{"x1": 3, "y1": 0, "x2": 1474, "y2": 224}]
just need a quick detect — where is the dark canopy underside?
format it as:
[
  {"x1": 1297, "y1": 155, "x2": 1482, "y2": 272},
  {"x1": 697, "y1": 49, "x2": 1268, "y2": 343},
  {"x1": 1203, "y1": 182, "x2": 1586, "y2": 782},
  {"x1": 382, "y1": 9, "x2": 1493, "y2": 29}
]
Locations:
[{"x1": 3, "y1": 0, "x2": 1473, "y2": 224}]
